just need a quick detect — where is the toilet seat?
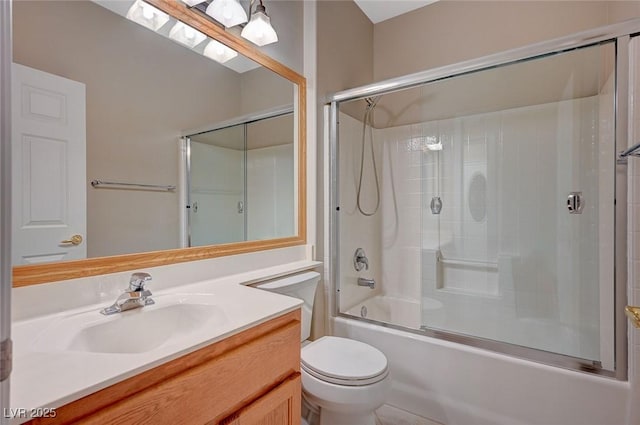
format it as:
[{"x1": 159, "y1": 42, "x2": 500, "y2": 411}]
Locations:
[{"x1": 301, "y1": 336, "x2": 388, "y2": 386}]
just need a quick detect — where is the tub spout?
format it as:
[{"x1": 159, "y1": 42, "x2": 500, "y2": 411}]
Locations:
[{"x1": 358, "y1": 277, "x2": 375, "y2": 289}]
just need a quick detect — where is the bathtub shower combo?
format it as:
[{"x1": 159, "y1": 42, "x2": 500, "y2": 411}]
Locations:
[{"x1": 329, "y1": 21, "x2": 639, "y2": 406}]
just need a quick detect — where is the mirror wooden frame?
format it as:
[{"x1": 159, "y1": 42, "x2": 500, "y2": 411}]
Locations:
[{"x1": 12, "y1": 0, "x2": 306, "y2": 287}]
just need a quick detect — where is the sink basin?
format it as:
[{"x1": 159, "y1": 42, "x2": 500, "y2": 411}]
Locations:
[{"x1": 33, "y1": 293, "x2": 227, "y2": 354}]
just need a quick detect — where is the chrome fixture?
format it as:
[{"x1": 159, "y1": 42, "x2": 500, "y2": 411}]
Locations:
[
  {"x1": 357, "y1": 277, "x2": 375, "y2": 289},
  {"x1": 618, "y1": 141, "x2": 640, "y2": 164},
  {"x1": 430, "y1": 196, "x2": 443, "y2": 215},
  {"x1": 357, "y1": 96, "x2": 382, "y2": 216},
  {"x1": 100, "y1": 272, "x2": 155, "y2": 315},
  {"x1": 567, "y1": 192, "x2": 584, "y2": 214},
  {"x1": 353, "y1": 248, "x2": 369, "y2": 271},
  {"x1": 181, "y1": 0, "x2": 279, "y2": 46},
  {"x1": 360, "y1": 305, "x2": 368, "y2": 318}
]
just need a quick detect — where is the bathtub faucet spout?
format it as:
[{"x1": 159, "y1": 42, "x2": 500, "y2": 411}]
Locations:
[{"x1": 358, "y1": 277, "x2": 375, "y2": 289}]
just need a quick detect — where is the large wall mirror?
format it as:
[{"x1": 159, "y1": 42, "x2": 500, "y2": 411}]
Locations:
[{"x1": 11, "y1": 0, "x2": 306, "y2": 286}]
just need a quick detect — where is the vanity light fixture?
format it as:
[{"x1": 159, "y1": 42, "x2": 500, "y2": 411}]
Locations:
[
  {"x1": 241, "y1": 0, "x2": 278, "y2": 46},
  {"x1": 126, "y1": 0, "x2": 170, "y2": 31},
  {"x1": 169, "y1": 21, "x2": 207, "y2": 48},
  {"x1": 205, "y1": 0, "x2": 248, "y2": 29},
  {"x1": 203, "y1": 39, "x2": 238, "y2": 63}
]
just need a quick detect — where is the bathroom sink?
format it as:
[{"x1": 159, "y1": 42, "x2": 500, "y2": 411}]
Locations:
[{"x1": 34, "y1": 293, "x2": 227, "y2": 354}]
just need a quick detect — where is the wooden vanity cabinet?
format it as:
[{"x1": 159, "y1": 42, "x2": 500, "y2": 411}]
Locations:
[{"x1": 28, "y1": 310, "x2": 301, "y2": 425}]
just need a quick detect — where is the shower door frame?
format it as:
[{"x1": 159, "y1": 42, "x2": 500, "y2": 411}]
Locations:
[{"x1": 328, "y1": 19, "x2": 640, "y2": 380}]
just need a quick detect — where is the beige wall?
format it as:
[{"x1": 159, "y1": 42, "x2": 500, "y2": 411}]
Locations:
[
  {"x1": 374, "y1": 0, "x2": 640, "y2": 81},
  {"x1": 260, "y1": 0, "x2": 305, "y2": 74},
  {"x1": 314, "y1": 0, "x2": 374, "y2": 338},
  {"x1": 13, "y1": 1, "x2": 297, "y2": 258},
  {"x1": 240, "y1": 67, "x2": 294, "y2": 114}
]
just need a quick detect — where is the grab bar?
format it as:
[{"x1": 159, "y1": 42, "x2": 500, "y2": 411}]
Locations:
[
  {"x1": 617, "y1": 141, "x2": 640, "y2": 164},
  {"x1": 438, "y1": 256, "x2": 498, "y2": 269},
  {"x1": 91, "y1": 179, "x2": 176, "y2": 191}
]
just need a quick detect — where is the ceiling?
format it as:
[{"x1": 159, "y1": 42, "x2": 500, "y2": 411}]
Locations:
[
  {"x1": 93, "y1": 0, "x2": 260, "y2": 73},
  {"x1": 353, "y1": 0, "x2": 438, "y2": 24}
]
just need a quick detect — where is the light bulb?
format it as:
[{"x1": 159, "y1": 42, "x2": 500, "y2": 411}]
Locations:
[
  {"x1": 126, "y1": 0, "x2": 170, "y2": 31},
  {"x1": 142, "y1": 5, "x2": 154, "y2": 20},
  {"x1": 241, "y1": 5, "x2": 278, "y2": 46},
  {"x1": 223, "y1": 3, "x2": 232, "y2": 20},
  {"x1": 169, "y1": 22, "x2": 206, "y2": 48},
  {"x1": 205, "y1": 0, "x2": 248, "y2": 28},
  {"x1": 202, "y1": 39, "x2": 238, "y2": 63}
]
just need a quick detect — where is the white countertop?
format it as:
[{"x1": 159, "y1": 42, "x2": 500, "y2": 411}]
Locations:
[{"x1": 10, "y1": 260, "x2": 320, "y2": 423}]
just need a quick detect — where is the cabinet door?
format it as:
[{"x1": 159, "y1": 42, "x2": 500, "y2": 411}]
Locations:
[{"x1": 221, "y1": 374, "x2": 301, "y2": 425}]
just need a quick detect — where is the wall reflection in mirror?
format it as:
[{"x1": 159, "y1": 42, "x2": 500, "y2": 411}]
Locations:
[{"x1": 11, "y1": 0, "x2": 297, "y2": 266}]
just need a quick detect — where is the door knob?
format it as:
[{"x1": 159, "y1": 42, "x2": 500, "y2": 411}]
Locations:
[
  {"x1": 61, "y1": 235, "x2": 83, "y2": 246},
  {"x1": 625, "y1": 306, "x2": 640, "y2": 328}
]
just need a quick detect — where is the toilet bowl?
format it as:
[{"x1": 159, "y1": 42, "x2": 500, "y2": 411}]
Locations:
[
  {"x1": 301, "y1": 336, "x2": 390, "y2": 425},
  {"x1": 255, "y1": 272, "x2": 390, "y2": 425}
]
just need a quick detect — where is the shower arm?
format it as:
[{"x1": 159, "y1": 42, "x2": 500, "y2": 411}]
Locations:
[{"x1": 618, "y1": 141, "x2": 640, "y2": 164}]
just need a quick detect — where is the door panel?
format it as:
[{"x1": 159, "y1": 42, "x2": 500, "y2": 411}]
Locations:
[{"x1": 11, "y1": 63, "x2": 86, "y2": 264}]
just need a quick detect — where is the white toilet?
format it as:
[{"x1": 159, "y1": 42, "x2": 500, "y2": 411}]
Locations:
[{"x1": 255, "y1": 271, "x2": 390, "y2": 425}]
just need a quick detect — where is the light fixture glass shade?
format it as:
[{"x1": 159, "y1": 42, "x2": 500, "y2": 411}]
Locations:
[
  {"x1": 180, "y1": 0, "x2": 206, "y2": 6},
  {"x1": 203, "y1": 39, "x2": 238, "y2": 63},
  {"x1": 126, "y1": 0, "x2": 170, "y2": 31},
  {"x1": 241, "y1": 5, "x2": 278, "y2": 47},
  {"x1": 205, "y1": 0, "x2": 248, "y2": 28},
  {"x1": 169, "y1": 22, "x2": 207, "y2": 48}
]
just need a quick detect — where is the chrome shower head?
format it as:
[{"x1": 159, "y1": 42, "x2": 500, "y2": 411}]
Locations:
[{"x1": 364, "y1": 95, "x2": 381, "y2": 110}]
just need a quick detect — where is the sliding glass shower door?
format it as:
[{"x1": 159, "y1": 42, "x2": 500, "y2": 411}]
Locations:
[
  {"x1": 189, "y1": 123, "x2": 246, "y2": 246},
  {"x1": 334, "y1": 39, "x2": 619, "y2": 374}
]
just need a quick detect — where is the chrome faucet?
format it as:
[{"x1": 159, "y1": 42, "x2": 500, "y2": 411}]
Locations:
[
  {"x1": 357, "y1": 277, "x2": 375, "y2": 289},
  {"x1": 100, "y1": 272, "x2": 155, "y2": 315},
  {"x1": 354, "y1": 248, "x2": 369, "y2": 271}
]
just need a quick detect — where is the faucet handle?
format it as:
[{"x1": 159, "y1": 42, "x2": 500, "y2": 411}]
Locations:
[
  {"x1": 129, "y1": 272, "x2": 152, "y2": 291},
  {"x1": 354, "y1": 248, "x2": 369, "y2": 271}
]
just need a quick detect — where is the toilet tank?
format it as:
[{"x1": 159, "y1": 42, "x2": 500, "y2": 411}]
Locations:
[{"x1": 255, "y1": 271, "x2": 320, "y2": 342}]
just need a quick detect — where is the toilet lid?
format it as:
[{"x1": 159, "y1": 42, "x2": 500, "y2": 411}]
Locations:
[{"x1": 301, "y1": 336, "x2": 388, "y2": 386}]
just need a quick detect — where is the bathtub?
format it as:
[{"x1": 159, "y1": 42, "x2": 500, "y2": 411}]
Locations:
[
  {"x1": 345, "y1": 295, "x2": 428, "y2": 329},
  {"x1": 345, "y1": 294, "x2": 598, "y2": 362},
  {"x1": 332, "y1": 314, "x2": 630, "y2": 425}
]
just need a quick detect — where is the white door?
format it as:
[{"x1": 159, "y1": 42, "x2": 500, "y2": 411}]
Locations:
[{"x1": 11, "y1": 63, "x2": 86, "y2": 265}]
